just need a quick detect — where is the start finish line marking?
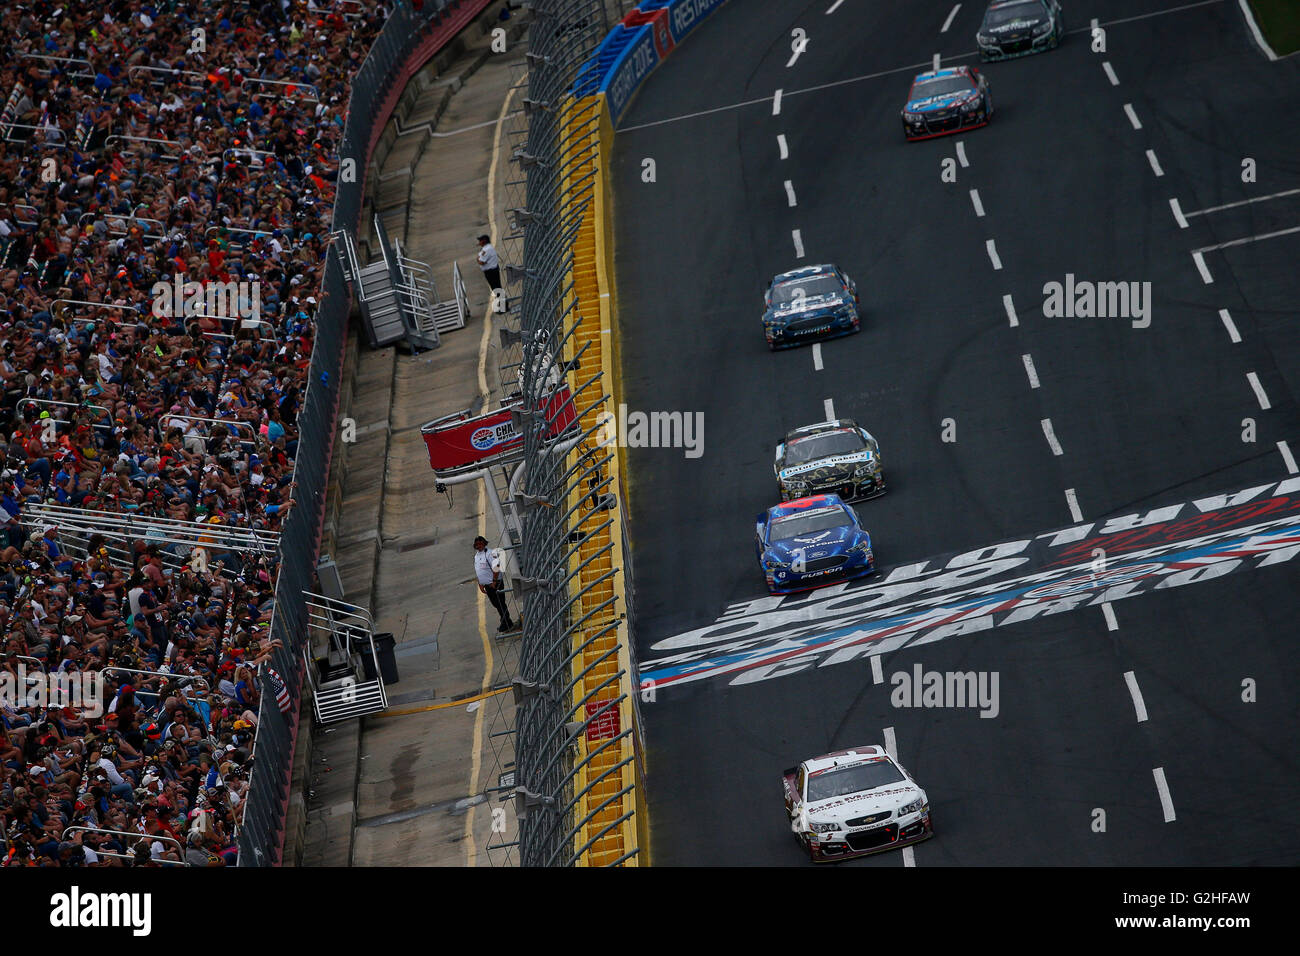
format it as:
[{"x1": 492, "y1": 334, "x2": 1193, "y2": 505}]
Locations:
[{"x1": 638, "y1": 477, "x2": 1300, "y2": 691}]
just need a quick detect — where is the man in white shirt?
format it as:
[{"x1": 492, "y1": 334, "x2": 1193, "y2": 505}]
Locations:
[
  {"x1": 475, "y1": 235, "x2": 500, "y2": 292},
  {"x1": 473, "y1": 535, "x2": 515, "y2": 632}
]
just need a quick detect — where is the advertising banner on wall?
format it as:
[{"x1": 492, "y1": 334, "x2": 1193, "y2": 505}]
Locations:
[
  {"x1": 665, "y1": 0, "x2": 729, "y2": 45},
  {"x1": 603, "y1": 25, "x2": 660, "y2": 120}
]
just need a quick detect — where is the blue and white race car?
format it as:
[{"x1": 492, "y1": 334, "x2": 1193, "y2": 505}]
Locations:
[
  {"x1": 755, "y1": 494, "x2": 875, "y2": 595},
  {"x1": 901, "y1": 65, "x2": 992, "y2": 141},
  {"x1": 761, "y1": 264, "x2": 860, "y2": 350}
]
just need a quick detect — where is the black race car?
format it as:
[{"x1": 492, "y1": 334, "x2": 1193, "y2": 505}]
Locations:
[{"x1": 977, "y1": 0, "x2": 1065, "y2": 61}]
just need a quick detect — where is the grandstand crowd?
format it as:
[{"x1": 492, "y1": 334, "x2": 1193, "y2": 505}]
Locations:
[{"x1": 0, "y1": 0, "x2": 387, "y2": 865}]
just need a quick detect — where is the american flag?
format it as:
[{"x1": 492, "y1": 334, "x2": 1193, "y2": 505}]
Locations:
[{"x1": 264, "y1": 665, "x2": 292, "y2": 716}]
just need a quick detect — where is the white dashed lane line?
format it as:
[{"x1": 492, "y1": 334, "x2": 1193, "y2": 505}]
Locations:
[
  {"x1": 1192, "y1": 251, "x2": 1214, "y2": 284},
  {"x1": 1021, "y1": 353, "x2": 1040, "y2": 389},
  {"x1": 1170, "y1": 197, "x2": 1188, "y2": 228},
  {"x1": 870, "y1": 654, "x2": 883, "y2": 685},
  {"x1": 1123, "y1": 103, "x2": 1142, "y2": 129},
  {"x1": 792, "y1": 228, "x2": 805, "y2": 258},
  {"x1": 826, "y1": 0, "x2": 846, "y2": 13},
  {"x1": 1278, "y1": 441, "x2": 1299, "y2": 474},
  {"x1": 1123, "y1": 671, "x2": 1149, "y2": 722},
  {"x1": 1153, "y1": 768, "x2": 1177, "y2": 822},
  {"x1": 787, "y1": 44, "x2": 807, "y2": 69},
  {"x1": 784, "y1": 180, "x2": 798, "y2": 207},
  {"x1": 1219, "y1": 308, "x2": 1241, "y2": 343},
  {"x1": 777, "y1": 133, "x2": 788, "y2": 159},
  {"x1": 772, "y1": 88, "x2": 783, "y2": 115},
  {"x1": 1102, "y1": 602, "x2": 1119, "y2": 633},
  {"x1": 823, "y1": 397, "x2": 836, "y2": 420},
  {"x1": 1247, "y1": 371, "x2": 1272, "y2": 410},
  {"x1": 969, "y1": 188, "x2": 985, "y2": 217},
  {"x1": 1145, "y1": 149, "x2": 1164, "y2": 177},
  {"x1": 812, "y1": 342, "x2": 823, "y2": 371},
  {"x1": 1102, "y1": 61, "x2": 1119, "y2": 85},
  {"x1": 955, "y1": 139, "x2": 969, "y2": 167},
  {"x1": 1002, "y1": 292, "x2": 1018, "y2": 327},
  {"x1": 1040, "y1": 418, "x2": 1064, "y2": 456},
  {"x1": 1064, "y1": 488, "x2": 1083, "y2": 523},
  {"x1": 941, "y1": 3, "x2": 962, "y2": 32},
  {"x1": 933, "y1": 53, "x2": 942, "y2": 71},
  {"x1": 985, "y1": 239, "x2": 1002, "y2": 270}
]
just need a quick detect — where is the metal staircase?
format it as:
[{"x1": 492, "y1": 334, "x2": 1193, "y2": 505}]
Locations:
[
  {"x1": 302, "y1": 592, "x2": 389, "y2": 723},
  {"x1": 331, "y1": 218, "x2": 439, "y2": 351}
]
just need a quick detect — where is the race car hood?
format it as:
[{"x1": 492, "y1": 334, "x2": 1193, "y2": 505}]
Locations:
[
  {"x1": 982, "y1": 16, "x2": 1047, "y2": 35},
  {"x1": 779, "y1": 450, "x2": 873, "y2": 481},
  {"x1": 765, "y1": 526, "x2": 862, "y2": 561},
  {"x1": 804, "y1": 783, "x2": 925, "y2": 824},
  {"x1": 905, "y1": 91, "x2": 977, "y2": 113},
  {"x1": 767, "y1": 293, "x2": 852, "y2": 321}
]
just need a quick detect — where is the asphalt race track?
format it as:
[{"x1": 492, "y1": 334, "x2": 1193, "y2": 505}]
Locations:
[{"x1": 611, "y1": 0, "x2": 1300, "y2": 865}]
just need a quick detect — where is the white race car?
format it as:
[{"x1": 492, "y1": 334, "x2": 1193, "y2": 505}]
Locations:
[{"x1": 783, "y1": 746, "x2": 933, "y2": 862}]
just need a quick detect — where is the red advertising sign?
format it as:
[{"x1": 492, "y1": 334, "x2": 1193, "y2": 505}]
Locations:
[
  {"x1": 649, "y1": 9, "x2": 676, "y2": 59},
  {"x1": 421, "y1": 384, "x2": 579, "y2": 473},
  {"x1": 585, "y1": 698, "x2": 621, "y2": 742}
]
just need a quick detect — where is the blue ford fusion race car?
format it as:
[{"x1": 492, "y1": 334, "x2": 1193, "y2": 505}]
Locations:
[
  {"x1": 977, "y1": 0, "x2": 1064, "y2": 61},
  {"x1": 901, "y1": 66, "x2": 992, "y2": 141},
  {"x1": 755, "y1": 494, "x2": 875, "y2": 595},
  {"x1": 762, "y1": 264, "x2": 860, "y2": 350}
]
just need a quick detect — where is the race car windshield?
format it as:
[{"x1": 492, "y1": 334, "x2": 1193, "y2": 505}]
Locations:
[
  {"x1": 785, "y1": 431, "x2": 866, "y2": 466},
  {"x1": 910, "y1": 76, "x2": 975, "y2": 100},
  {"x1": 806, "y1": 761, "x2": 906, "y2": 802},
  {"x1": 772, "y1": 276, "x2": 843, "y2": 305},
  {"x1": 983, "y1": 1, "x2": 1045, "y2": 26},
  {"x1": 769, "y1": 508, "x2": 849, "y2": 541}
]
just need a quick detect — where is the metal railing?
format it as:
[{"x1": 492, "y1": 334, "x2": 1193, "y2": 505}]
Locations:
[
  {"x1": 61, "y1": 826, "x2": 187, "y2": 866},
  {"x1": 453, "y1": 259, "x2": 470, "y2": 327},
  {"x1": 302, "y1": 592, "x2": 388, "y2": 723}
]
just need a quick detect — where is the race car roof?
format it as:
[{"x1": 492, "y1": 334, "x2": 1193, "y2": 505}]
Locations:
[
  {"x1": 786, "y1": 418, "x2": 858, "y2": 441},
  {"x1": 769, "y1": 494, "x2": 845, "y2": 518},
  {"x1": 805, "y1": 746, "x2": 888, "y2": 774},
  {"x1": 913, "y1": 65, "x2": 973, "y2": 82},
  {"x1": 772, "y1": 263, "x2": 836, "y2": 285}
]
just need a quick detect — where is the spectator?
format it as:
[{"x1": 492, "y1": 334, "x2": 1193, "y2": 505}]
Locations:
[{"x1": 0, "y1": 0, "x2": 393, "y2": 867}]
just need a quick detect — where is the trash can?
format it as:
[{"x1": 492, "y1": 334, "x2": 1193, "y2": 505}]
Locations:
[{"x1": 367, "y1": 632, "x2": 399, "y2": 685}]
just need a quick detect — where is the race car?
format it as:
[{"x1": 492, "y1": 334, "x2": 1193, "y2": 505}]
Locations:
[
  {"x1": 755, "y1": 494, "x2": 874, "y2": 595},
  {"x1": 976, "y1": 0, "x2": 1065, "y2": 61},
  {"x1": 773, "y1": 418, "x2": 884, "y2": 502},
  {"x1": 761, "y1": 263, "x2": 860, "y2": 350},
  {"x1": 901, "y1": 65, "x2": 992, "y2": 141},
  {"x1": 783, "y1": 746, "x2": 933, "y2": 862}
]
